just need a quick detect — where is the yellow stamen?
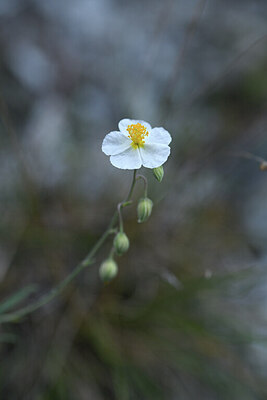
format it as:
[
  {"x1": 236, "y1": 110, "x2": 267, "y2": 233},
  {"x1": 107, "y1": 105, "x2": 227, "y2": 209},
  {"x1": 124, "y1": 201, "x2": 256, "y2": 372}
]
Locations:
[{"x1": 126, "y1": 123, "x2": 149, "y2": 149}]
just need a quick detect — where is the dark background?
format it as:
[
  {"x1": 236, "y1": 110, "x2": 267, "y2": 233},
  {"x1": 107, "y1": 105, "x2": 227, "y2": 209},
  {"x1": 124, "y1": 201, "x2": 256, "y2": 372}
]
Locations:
[{"x1": 0, "y1": 0, "x2": 267, "y2": 399}]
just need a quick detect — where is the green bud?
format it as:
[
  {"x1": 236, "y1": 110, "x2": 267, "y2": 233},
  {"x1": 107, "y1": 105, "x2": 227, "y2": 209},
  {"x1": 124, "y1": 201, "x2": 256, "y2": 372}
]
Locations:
[
  {"x1": 137, "y1": 197, "x2": 153, "y2": 223},
  {"x1": 113, "y1": 232, "x2": 130, "y2": 256},
  {"x1": 99, "y1": 259, "x2": 118, "y2": 282},
  {"x1": 153, "y1": 165, "x2": 164, "y2": 182}
]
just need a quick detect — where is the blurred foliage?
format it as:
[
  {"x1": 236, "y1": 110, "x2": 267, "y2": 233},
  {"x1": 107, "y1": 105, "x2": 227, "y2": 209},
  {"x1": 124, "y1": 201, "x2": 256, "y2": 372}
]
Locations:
[{"x1": 2, "y1": 269, "x2": 266, "y2": 399}]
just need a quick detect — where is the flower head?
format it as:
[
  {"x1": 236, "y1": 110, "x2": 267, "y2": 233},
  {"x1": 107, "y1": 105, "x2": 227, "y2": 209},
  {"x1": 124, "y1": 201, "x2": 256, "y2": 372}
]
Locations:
[{"x1": 102, "y1": 119, "x2": 172, "y2": 169}]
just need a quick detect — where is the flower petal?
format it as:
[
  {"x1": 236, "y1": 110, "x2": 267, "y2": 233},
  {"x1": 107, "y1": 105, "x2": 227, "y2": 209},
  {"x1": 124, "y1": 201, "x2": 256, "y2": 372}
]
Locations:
[
  {"x1": 119, "y1": 119, "x2": 152, "y2": 135},
  {"x1": 139, "y1": 144, "x2": 170, "y2": 168},
  {"x1": 102, "y1": 131, "x2": 131, "y2": 156},
  {"x1": 110, "y1": 147, "x2": 142, "y2": 170},
  {"x1": 146, "y1": 127, "x2": 172, "y2": 145}
]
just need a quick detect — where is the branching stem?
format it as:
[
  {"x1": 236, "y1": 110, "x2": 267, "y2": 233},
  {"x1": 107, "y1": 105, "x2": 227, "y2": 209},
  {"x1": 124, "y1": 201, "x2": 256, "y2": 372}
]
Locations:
[{"x1": 0, "y1": 170, "x2": 138, "y2": 324}]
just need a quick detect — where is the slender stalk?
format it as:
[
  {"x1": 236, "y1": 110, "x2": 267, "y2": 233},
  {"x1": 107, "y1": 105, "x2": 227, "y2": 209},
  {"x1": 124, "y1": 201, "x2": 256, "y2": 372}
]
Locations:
[
  {"x1": 126, "y1": 169, "x2": 137, "y2": 201},
  {"x1": 136, "y1": 174, "x2": 148, "y2": 197},
  {"x1": 0, "y1": 170, "x2": 138, "y2": 324},
  {"x1": 117, "y1": 203, "x2": 124, "y2": 233}
]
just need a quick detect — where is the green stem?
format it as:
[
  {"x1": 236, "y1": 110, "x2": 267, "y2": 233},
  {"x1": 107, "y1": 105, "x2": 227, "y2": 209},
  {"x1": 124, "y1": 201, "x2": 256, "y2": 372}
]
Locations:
[
  {"x1": 136, "y1": 174, "x2": 148, "y2": 197},
  {"x1": 0, "y1": 170, "x2": 137, "y2": 324},
  {"x1": 117, "y1": 203, "x2": 124, "y2": 233},
  {"x1": 126, "y1": 169, "x2": 137, "y2": 201}
]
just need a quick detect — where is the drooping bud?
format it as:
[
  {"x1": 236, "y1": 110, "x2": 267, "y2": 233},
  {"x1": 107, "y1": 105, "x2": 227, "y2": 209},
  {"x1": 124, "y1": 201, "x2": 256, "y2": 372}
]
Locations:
[
  {"x1": 99, "y1": 259, "x2": 118, "y2": 282},
  {"x1": 113, "y1": 232, "x2": 130, "y2": 256},
  {"x1": 153, "y1": 165, "x2": 164, "y2": 182},
  {"x1": 137, "y1": 197, "x2": 153, "y2": 223}
]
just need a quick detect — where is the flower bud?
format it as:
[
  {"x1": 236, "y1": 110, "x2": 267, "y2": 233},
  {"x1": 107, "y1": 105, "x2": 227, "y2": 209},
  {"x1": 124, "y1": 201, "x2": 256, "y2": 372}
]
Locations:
[
  {"x1": 153, "y1": 165, "x2": 164, "y2": 182},
  {"x1": 113, "y1": 232, "x2": 130, "y2": 256},
  {"x1": 137, "y1": 197, "x2": 153, "y2": 223},
  {"x1": 99, "y1": 259, "x2": 118, "y2": 282}
]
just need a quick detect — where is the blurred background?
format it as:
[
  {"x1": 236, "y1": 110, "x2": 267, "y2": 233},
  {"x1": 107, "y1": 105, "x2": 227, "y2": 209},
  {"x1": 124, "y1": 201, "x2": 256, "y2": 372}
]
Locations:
[{"x1": 0, "y1": 0, "x2": 267, "y2": 398}]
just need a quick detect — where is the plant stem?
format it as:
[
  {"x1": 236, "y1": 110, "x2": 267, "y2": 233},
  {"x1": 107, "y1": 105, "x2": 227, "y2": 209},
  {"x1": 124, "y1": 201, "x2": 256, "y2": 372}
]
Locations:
[
  {"x1": 0, "y1": 170, "x2": 137, "y2": 324},
  {"x1": 136, "y1": 174, "x2": 148, "y2": 197},
  {"x1": 117, "y1": 203, "x2": 124, "y2": 233},
  {"x1": 126, "y1": 169, "x2": 137, "y2": 201}
]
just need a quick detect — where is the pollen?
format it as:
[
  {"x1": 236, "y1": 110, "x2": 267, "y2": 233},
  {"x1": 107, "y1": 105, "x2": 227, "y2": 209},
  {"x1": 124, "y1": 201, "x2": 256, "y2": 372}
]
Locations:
[{"x1": 126, "y1": 123, "x2": 149, "y2": 149}]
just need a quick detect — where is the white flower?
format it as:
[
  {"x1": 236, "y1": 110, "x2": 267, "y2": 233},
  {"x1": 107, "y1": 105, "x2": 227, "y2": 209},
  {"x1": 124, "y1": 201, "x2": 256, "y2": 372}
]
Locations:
[{"x1": 102, "y1": 119, "x2": 172, "y2": 170}]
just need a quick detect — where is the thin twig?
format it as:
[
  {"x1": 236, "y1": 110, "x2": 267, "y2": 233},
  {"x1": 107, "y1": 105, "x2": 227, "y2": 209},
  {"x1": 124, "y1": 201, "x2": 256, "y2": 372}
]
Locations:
[{"x1": 227, "y1": 151, "x2": 267, "y2": 171}]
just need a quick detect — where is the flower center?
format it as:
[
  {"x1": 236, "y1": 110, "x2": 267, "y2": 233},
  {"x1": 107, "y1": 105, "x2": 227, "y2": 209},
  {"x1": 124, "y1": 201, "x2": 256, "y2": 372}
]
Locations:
[{"x1": 126, "y1": 123, "x2": 149, "y2": 149}]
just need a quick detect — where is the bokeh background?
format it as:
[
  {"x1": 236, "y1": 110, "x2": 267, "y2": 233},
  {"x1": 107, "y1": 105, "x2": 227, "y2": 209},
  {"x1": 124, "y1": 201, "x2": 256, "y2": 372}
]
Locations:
[{"x1": 0, "y1": 0, "x2": 267, "y2": 399}]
